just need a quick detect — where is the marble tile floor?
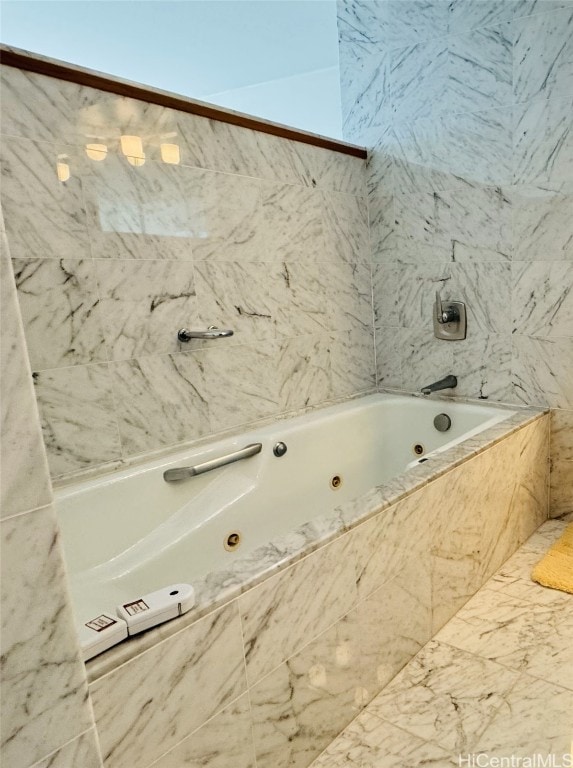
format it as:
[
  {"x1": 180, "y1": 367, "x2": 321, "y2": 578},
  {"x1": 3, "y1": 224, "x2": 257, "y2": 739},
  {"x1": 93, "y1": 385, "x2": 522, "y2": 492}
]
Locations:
[{"x1": 310, "y1": 514, "x2": 573, "y2": 768}]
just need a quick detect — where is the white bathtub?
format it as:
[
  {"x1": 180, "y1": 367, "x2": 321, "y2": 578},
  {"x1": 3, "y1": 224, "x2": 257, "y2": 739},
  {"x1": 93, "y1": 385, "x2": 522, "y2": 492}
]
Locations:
[{"x1": 56, "y1": 393, "x2": 516, "y2": 657}]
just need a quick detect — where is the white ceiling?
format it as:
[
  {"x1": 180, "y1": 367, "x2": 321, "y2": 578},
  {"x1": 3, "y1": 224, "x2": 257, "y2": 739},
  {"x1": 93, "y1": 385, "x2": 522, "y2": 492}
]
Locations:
[{"x1": 1, "y1": 0, "x2": 340, "y2": 95}]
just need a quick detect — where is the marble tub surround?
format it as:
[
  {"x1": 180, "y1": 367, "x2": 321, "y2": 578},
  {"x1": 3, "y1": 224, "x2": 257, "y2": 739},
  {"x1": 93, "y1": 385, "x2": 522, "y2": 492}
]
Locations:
[
  {"x1": 0, "y1": 224, "x2": 51, "y2": 518},
  {"x1": 90, "y1": 603, "x2": 247, "y2": 768},
  {"x1": 0, "y1": 223, "x2": 101, "y2": 768},
  {"x1": 84, "y1": 410, "x2": 548, "y2": 768},
  {"x1": 337, "y1": 0, "x2": 573, "y2": 515},
  {"x1": 84, "y1": 400, "x2": 544, "y2": 683},
  {"x1": 0, "y1": 63, "x2": 373, "y2": 481},
  {"x1": 310, "y1": 516, "x2": 573, "y2": 767},
  {"x1": 550, "y1": 408, "x2": 573, "y2": 517},
  {"x1": 32, "y1": 730, "x2": 103, "y2": 768}
]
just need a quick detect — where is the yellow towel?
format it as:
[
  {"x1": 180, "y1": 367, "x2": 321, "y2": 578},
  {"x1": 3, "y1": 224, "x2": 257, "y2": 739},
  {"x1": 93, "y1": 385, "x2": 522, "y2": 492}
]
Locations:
[{"x1": 531, "y1": 523, "x2": 573, "y2": 595}]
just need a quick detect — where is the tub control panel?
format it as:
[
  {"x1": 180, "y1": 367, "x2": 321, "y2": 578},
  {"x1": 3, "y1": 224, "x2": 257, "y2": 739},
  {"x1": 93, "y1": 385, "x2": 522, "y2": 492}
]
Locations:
[{"x1": 81, "y1": 583, "x2": 195, "y2": 661}]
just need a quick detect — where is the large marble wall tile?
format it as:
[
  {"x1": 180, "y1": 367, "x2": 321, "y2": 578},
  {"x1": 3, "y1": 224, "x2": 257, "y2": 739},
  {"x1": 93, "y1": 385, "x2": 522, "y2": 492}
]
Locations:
[
  {"x1": 322, "y1": 192, "x2": 370, "y2": 264},
  {"x1": 512, "y1": 335, "x2": 573, "y2": 408},
  {"x1": 379, "y1": 0, "x2": 449, "y2": 48},
  {"x1": 368, "y1": 194, "x2": 395, "y2": 260},
  {"x1": 0, "y1": 235, "x2": 52, "y2": 518},
  {"x1": 513, "y1": 6, "x2": 573, "y2": 104},
  {"x1": 374, "y1": 262, "x2": 511, "y2": 334},
  {"x1": 261, "y1": 182, "x2": 324, "y2": 262},
  {"x1": 512, "y1": 185, "x2": 573, "y2": 261},
  {"x1": 83, "y1": 156, "x2": 195, "y2": 262},
  {"x1": 510, "y1": 417, "x2": 550, "y2": 542},
  {"x1": 277, "y1": 334, "x2": 332, "y2": 412},
  {"x1": 367, "y1": 640, "x2": 520, "y2": 754},
  {"x1": 373, "y1": 262, "x2": 443, "y2": 329},
  {"x1": 296, "y1": 143, "x2": 368, "y2": 198},
  {"x1": 428, "y1": 430, "x2": 538, "y2": 630},
  {"x1": 452, "y1": 262, "x2": 512, "y2": 334},
  {"x1": 95, "y1": 259, "x2": 197, "y2": 360},
  {"x1": 250, "y1": 610, "x2": 363, "y2": 768},
  {"x1": 0, "y1": 67, "x2": 88, "y2": 145},
  {"x1": 448, "y1": 1, "x2": 573, "y2": 35},
  {"x1": 358, "y1": 557, "x2": 432, "y2": 700},
  {"x1": 203, "y1": 341, "x2": 280, "y2": 433},
  {"x1": 390, "y1": 118, "x2": 464, "y2": 196},
  {"x1": 512, "y1": 261, "x2": 573, "y2": 337},
  {"x1": 453, "y1": 332, "x2": 513, "y2": 401},
  {"x1": 391, "y1": 190, "x2": 450, "y2": 262},
  {"x1": 90, "y1": 603, "x2": 247, "y2": 768},
  {"x1": 194, "y1": 261, "x2": 281, "y2": 342},
  {"x1": 179, "y1": 167, "x2": 264, "y2": 261},
  {"x1": 447, "y1": 24, "x2": 513, "y2": 116},
  {"x1": 448, "y1": 0, "x2": 516, "y2": 34},
  {"x1": 110, "y1": 352, "x2": 210, "y2": 456},
  {"x1": 339, "y1": 40, "x2": 390, "y2": 142},
  {"x1": 151, "y1": 694, "x2": 254, "y2": 768},
  {"x1": 33, "y1": 729, "x2": 103, "y2": 768},
  {"x1": 550, "y1": 459, "x2": 573, "y2": 515},
  {"x1": 351, "y1": 484, "x2": 434, "y2": 601},
  {"x1": 366, "y1": 127, "x2": 396, "y2": 196},
  {"x1": 0, "y1": 507, "x2": 93, "y2": 768},
  {"x1": 323, "y1": 262, "x2": 373, "y2": 333},
  {"x1": 551, "y1": 408, "x2": 573, "y2": 461},
  {"x1": 0, "y1": 137, "x2": 90, "y2": 260},
  {"x1": 550, "y1": 410, "x2": 573, "y2": 517},
  {"x1": 390, "y1": 41, "x2": 448, "y2": 125},
  {"x1": 34, "y1": 363, "x2": 122, "y2": 476},
  {"x1": 440, "y1": 107, "x2": 514, "y2": 188},
  {"x1": 275, "y1": 262, "x2": 332, "y2": 338},
  {"x1": 388, "y1": 108, "x2": 514, "y2": 195},
  {"x1": 175, "y1": 113, "x2": 277, "y2": 181},
  {"x1": 337, "y1": 0, "x2": 385, "y2": 45},
  {"x1": 513, "y1": 95, "x2": 573, "y2": 187},
  {"x1": 330, "y1": 327, "x2": 376, "y2": 397},
  {"x1": 239, "y1": 532, "x2": 358, "y2": 686},
  {"x1": 400, "y1": 327, "x2": 455, "y2": 394},
  {"x1": 374, "y1": 326, "x2": 402, "y2": 388},
  {"x1": 443, "y1": 185, "x2": 512, "y2": 262},
  {"x1": 13, "y1": 258, "x2": 107, "y2": 370}
]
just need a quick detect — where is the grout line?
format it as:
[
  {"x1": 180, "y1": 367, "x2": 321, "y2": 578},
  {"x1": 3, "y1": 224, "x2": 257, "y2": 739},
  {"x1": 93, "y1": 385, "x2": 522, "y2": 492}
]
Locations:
[
  {"x1": 26, "y1": 726, "x2": 99, "y2": 768},
  {"x1": 0, "y1": 500, "x2": 54, "y2": 524}
]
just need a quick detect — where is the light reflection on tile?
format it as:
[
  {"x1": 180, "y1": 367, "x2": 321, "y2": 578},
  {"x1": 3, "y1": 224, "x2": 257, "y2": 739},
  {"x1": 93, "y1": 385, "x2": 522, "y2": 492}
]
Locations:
[
  {"x1": 250, "y1": 610, "x2": 363, "y2": 768},
  {"x1": 1, "y1": 137, "x2": 90, "y2": 260}
]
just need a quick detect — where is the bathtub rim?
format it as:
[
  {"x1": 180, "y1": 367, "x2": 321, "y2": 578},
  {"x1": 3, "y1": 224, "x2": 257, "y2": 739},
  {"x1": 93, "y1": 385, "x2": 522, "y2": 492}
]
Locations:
[{"x1": 83, "y1": 394, "x2": 547, "y2": 682}]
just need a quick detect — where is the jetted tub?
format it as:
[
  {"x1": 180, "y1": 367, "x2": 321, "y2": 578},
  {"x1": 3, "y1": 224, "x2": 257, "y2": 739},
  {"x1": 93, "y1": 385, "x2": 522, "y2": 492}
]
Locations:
[{"x1": 56, "y1": 393, "x2": 518, "y2": 660}]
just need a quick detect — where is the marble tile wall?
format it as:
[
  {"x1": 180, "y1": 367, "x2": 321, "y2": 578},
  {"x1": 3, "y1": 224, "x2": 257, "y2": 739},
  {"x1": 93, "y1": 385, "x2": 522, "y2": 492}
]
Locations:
[
  {"x1": 87, "y1": 414, "x2": 548, "y2": 768},
  {"x1": 0, "y1": 64, "x2": 374, "y2": 482},
  {"x1": 0, "y1": 214, "x2": 102, "y2": 768},
  {"x1": 337, "y1": 0, "x2": 573, "y2": 515}
]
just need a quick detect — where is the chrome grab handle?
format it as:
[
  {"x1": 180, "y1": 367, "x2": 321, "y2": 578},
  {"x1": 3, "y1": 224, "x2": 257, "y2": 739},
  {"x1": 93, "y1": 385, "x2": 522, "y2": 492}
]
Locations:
[
  {"x1": 178, "y1": 326, "x2": 234, "y2": 341},
  {"x1": 163, "y1": 443, "x2": 262, "y2": 482}
]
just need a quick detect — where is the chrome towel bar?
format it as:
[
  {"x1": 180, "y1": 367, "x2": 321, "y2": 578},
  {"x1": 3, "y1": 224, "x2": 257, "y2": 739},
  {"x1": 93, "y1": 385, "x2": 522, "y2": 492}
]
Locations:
[{"x1": 163, "y1": 443, "x2": 262, "y2": 482}]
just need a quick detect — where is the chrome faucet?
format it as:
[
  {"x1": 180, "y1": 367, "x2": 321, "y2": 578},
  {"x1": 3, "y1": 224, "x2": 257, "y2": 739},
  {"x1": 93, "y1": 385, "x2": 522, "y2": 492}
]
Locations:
[{"x1": 421, "y1": 375, "x2": 457, "y2": 395}]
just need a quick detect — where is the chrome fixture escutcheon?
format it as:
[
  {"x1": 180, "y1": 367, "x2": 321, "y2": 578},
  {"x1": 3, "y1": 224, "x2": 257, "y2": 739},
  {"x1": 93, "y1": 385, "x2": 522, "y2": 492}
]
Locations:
[
  {"x1": 433, "y1": 291, "x2": 466, "y2": 341},
  {"x1": 273, "y1": 442, "x2": 287, "y2": 457}
]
